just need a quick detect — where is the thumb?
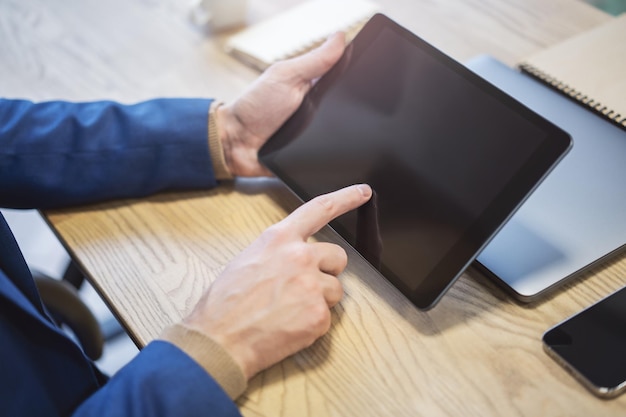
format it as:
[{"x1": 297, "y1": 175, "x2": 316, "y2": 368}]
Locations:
[{"x1": 290, "y1": 32, "x2": 346, "y2": 82}]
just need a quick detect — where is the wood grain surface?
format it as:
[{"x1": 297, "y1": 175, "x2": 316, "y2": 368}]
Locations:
[{"x1": 2, "y1": 0, "x2": 624, "y2": 415}]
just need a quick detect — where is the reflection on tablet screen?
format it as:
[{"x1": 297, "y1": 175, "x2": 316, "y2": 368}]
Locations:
[{"x1": 259, "y1": 14, "x2": 571, "y2": 310}]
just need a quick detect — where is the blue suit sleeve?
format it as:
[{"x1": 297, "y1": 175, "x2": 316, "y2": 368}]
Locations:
[
  {"x1": 73, "y1": 341, "x2": 242, "y2": 417},
  {"x1": 0, "y1": 98, "x2": 218, "y2": 209}
]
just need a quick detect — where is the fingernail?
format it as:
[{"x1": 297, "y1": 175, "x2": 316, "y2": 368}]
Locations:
[{"x1": 357, "y1": 184, "x2": 372, "y2": 198}]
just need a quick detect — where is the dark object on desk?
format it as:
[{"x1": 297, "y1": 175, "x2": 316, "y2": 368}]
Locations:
[
  {"x1": 259, "y1": 14, "x2": 571, "y2": 310},
  {"x1": 543, "y1": 286, "x2": 626, "y2": 398}
]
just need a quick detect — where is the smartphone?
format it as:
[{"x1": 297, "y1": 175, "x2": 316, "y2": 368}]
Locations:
[{"x1": 543, "y1": 286, "x2": 626, "y2": 398}]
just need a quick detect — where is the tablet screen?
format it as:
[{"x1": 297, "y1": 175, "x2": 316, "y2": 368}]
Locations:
[{"x1": 259, "y1": 14, "x2": 571, "y2": 309}]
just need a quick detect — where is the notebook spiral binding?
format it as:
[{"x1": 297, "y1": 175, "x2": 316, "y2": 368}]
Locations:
[{"x1": 519, "y1": 63, "x2": 626, "y2": 130}]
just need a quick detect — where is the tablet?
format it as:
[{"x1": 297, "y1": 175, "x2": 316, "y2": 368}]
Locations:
[{"x1": 258, "y1": 14, "x2": 571, "y2": 310}]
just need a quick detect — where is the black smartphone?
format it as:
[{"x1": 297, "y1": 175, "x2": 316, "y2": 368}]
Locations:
[{"x1": 543, "y1": 286, "x2": 626, "y2": 398}]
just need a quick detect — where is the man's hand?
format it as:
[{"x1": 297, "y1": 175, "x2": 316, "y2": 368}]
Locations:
[
  {"x1": 183, "y1": 184, "x2": 372, "y2": 380},
  {"x1": 216, "y1": 32, "x2": 346, "y2": 177}
]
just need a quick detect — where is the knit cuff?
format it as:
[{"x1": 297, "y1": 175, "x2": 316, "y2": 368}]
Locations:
[
  {"x1": 159, "y1": 323, "x2": 247, "y2": 399},
  {"x1": 208, "y1": 101, "x2": 234, "y2": 180}
]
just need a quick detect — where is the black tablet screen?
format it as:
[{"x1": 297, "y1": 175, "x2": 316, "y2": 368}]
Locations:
[{"x1": 259, "y1": 14, "x2": 571, "y2": 309}]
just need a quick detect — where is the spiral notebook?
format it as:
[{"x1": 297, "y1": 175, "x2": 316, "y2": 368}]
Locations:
[
  {"x1": 518, "y1": 14, "x2": 626, "y2": 129},
  {"x1": 224, "y1": 0, "x2": 380, "y2": 71}
]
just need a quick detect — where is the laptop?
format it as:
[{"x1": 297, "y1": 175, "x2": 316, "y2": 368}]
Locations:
[{"x1": 466, "y1": 55, "x2": 626, "y2": 302}]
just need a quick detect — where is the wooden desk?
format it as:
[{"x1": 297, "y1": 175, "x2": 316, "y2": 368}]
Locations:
[{"x1": 2, "y1": 0, "x2": 625, "y2": 415}]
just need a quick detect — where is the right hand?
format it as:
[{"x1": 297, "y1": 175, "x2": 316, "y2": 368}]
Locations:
[{"x1": 183, "y1": 184, "x2": 372, "y2": 380}]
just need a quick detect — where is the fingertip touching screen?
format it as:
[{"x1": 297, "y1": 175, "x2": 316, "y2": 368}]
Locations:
[{"x1": 259, "y1": 14, "x2": 571, "y2": 310}]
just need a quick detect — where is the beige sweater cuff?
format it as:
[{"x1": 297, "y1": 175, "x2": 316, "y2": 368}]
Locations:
[
  {"x1": 208, "y1": 101, "x2": 234, "y2": 180},
  {"x1": 159, "y1": 323, "x2": 247, "y2": 400}
]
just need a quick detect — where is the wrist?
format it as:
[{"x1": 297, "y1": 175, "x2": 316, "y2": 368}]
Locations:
[
  {"x1": 184, "y1": 317, "x2": 259, "y2": 380},
  {"x1": 159, "y1": 322, "x2": 248, "y2": 399}
]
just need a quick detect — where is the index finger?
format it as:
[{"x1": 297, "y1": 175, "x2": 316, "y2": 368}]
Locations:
[{"x1": 282, "y1": 184, "x2": 372, "y2": 239}]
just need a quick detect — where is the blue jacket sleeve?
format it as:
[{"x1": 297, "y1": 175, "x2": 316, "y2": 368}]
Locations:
[
  {"x1": 0, "y1": 98, "x2": 218, "y2": 209},
  {"x1": 73, "y1": 341, "x2": 242, "y2": 417}
]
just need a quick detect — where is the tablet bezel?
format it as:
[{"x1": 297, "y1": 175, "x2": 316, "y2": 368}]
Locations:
[{"x1": 259, "y1": 14, "x2": 572, "y2": 310}]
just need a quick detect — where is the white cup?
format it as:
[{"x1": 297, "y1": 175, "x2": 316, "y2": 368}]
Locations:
[{"x1": 190, "y1": 0, "x2": 248, "y2": 31}]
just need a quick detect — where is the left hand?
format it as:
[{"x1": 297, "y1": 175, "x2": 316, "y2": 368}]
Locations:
[{"x1": 216, "y1": 32, "x2": 346, "y2": 177}]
